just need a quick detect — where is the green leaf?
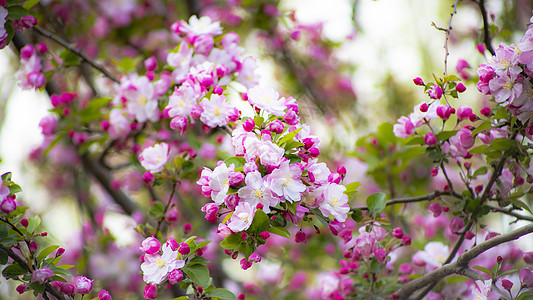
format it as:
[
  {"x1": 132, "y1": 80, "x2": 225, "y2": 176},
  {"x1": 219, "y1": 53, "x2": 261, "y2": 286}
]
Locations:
[
  {"x1": 111, "y1": 57, "x2": 142, "y2": 73},
  {"x1": 0, "y1": 248, "x2": 8, "y2": 265},
  {"x1": 472, "y1": 265, "x2": 491, "y2": 276},
  {"x1": 7, "y1": 6, "x2": 30, "y2": 19},
  {"x1": 277, "y1": 128, "x2": 302, "y2": 146},
  {"x1": 248, "y1": 209, "x2": 269, "y2": 234},
  {"x1": 4, "y1": 21, "x2": 13, "y2": 47},
  {"x1": 253, "y1": 116, "x2": 264, "y2": 127},
  {"x1": 405, "y1": 136, "x2": 424, "y2": 145},
  {"x1": 366, "y1": 193, "x2": 387, "y2": 215},
  {"x1": 224, "y1": 157, "x2": 246, "y2": 170},
  {"x1": 2, "y1": 263, "x2": 27, "y2": 278},
  {"x1": 442, "y1": 75, "x2": 460, "y2": 83},
  {"x1": 469, "y1": 145, "x2": 487, "y2": 154},
  {"x1": 0, "y1": 223, "x2": 8, "y2": 239},
  {"x1": 499, "y1": 268, "x2": 518, "y2": 277},
  {"x1": 472, "y1": 120, "x2": 491, "y2": 135},
  {"x1": 208, "y1": 288, "x2": 237, "y2": 300},
  {"x1": 1, "y1": 172, "x2": 11, "y2": 181},
  {"x1": 436, "y1": 130, "x2": 458, "y2": 140},
  {"x1": 267, "y1": 227, "x2": 290, "y2": 238},
  {"x1": 473, "y1": 166, "x2": 487, "y2": 177},
  {"x1": 59, "y1": 49, "x2": 80, "y2": 67},
  {"x1": 8, "y1": 183, "x2": 22, "y2": 194},
  {"x1": 351, "y1": 209, "x2": 363, "y2": 222},
  {"x1": 26, "y1": 215, "x2": 41, "y2": 234},
  {"x1": 170, "y1": 297, "x2": 190, "y2": 300},
  {"x1": 510, "y1": 199, "x2": 532, "y2": 214},
  {"x1": 220, "y1": 233, "x2": 242, "y2": 250},
  {"x1": 344, "y1": 182, "x2": 361, "y2": 196},
  {"x1": 37, "y1": 245, "x2": 59, "y2": 261},
  {"x1": 516, "y1": 292, "x2": 533, "y2": 300},
  {"x1": 183, "y1": 264, "x2": 210, "y2": 288},
  {"x1": 149, "y1": 202, "x2": 164, "y2": 217},
  {"x1": 187, "y1": 256, "x2": 210, "y2": 265},
  {"x1": 22, "y1": 0, "x2": 41, "y2": 9}
]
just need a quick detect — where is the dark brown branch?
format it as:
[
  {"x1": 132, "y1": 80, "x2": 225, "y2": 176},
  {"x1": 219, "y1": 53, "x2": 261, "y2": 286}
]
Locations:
[
  {"x1": 81, "y1": 153, "x2": 137, "y2": 215},
  {"x1": 32, "y1": 26, "x2": 119, "y2": 83},
  {"x1": 476, "y1": 0, "x2": 495, "y2": 56},
  {"x1": 397, "y1": 223, "x2": 533, "y2": 298},
  {"x1": 486, "y1": 204, "x2": 533, "y2": 222},
  {"x1": 350, "y1": 190, "x2": 458, "y2": 211},
  {"x1": 0, "y1": 245, "x2": 66, "y2": 300}
]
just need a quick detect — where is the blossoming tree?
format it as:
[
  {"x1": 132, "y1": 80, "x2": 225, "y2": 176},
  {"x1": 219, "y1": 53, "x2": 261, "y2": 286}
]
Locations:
[{"x1": 0, "y1": 0, "x2": 533, "y2": 299}]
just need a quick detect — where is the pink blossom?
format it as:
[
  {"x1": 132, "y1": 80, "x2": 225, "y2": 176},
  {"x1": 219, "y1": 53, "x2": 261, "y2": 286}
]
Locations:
[
  {"x1": 200, "y1": 94, "x2": 233, "y2": 128},
  {"x1": 181, "y1": 16, "x2": 222, "y2": 37},
  {"x1": 393, "y1": 116, "x2": 415, "y2": 138},
  {"x1": 428, "y1": 85, "x2": 443, "y2": 99},
  {"x1": 318, "y1": 273, "x2": 340, "y2": 299},
  {"x1": 140, "y1": 237, "x2": 161, "y2": 255},
  {"x1": 139, "y1": 143, "x2": 169, "y2": 173},
  {"x1": 238, "y1": 171, "x2": 279, "y2": 213},
  {"x1": 167, "y1": 42, "x2": 193, "y2": 82},
  {"x1": 74, "y1": 276, "x2": 94, "y2": 294},
  {"x1": 143, "y1": 284, "x2": 158, "y2": 299},
  {"x1": 228, "y1": 202, "x2": 256, "y2": 232},
  {"x1": 269, "y1": 161, "x2": 306, "y2": 203},
  {"x1": 141, "y1": 243, "x2": 185, "y2": 284},
  {"x1": 39, "y1": 115, "x2": 57, "y2": 136},
  {"x1": 237, "y1": 56, "x2": 260, "y2": 88},
  {"x1": 247, "y1": 87, "x2": 287, "y2": 116},
  {"x1": 209, "y1": 163, "x2": 235, "y2": 205},
  {"x1": 425, "y1": 132, "x2": 437, "y2": 146},
  {"x1": 257, "y1": 140, "x2": 285, "y2": 167},
  {"x1": 120, "y1": 75, "x2": 159, "y2": 123},
  {"x1": 1, "y1": 197, "x2": 16, "y2": 214},
  {"x1": 489, "y1": 73, "x2": 523, "y2": 104},
  {"x1": 108, "y1": 109, "x2": 130, "y2": 138},
  {"x1": 98, "y1": 290, "x2": 112, "y2": 300},
  {"x1": 416, "y1": 242, "x2": 449, "y2": 271},
  {"x1": 318, "y1": 183, "x2": 350, "y2": 222},
  {"x1": 32, "y1": 267, "x2": 54, "y2": 284}
]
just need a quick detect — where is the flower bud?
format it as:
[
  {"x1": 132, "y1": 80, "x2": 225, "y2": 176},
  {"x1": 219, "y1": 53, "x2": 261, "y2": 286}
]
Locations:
[
  {"x1": 392, "y1": 227, "x2": 404, "y2": 239},
  {"x1": 260, "y1": 231, "x2": 270, "y2": 240},
  {"x1": 178, "y1": 242, "x2": 190, "y2": 255},
  {"x1": 295, "y1": 231, "x2": 307, "y2": 244},
  {"x1": 501, "y1": 279, "x2": 513, "y2": 291},
  {"x1": 425, "y1": 132, "x2": 437, "y2": 146},
  {"x1": 413, "y1": 77, "x2": 425, "y2": 86},
  {"x1": 143, "y1": 285, "x2": 158, "y2": 299},
  {"x1": 456, "y1": 83, "x2": 466, "y2": 93},
  {"x1": 168, "y1": 269, "x2": 184, "y2": 285},
  {"x1": 436, "y1": 105, "x2": 451, "y2": 120},
  {"x1": 141, "y1": 237, "x2": 160, "y2": 255}
]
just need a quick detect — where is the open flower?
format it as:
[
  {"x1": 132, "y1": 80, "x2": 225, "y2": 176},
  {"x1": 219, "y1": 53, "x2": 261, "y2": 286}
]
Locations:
[
  {"x1": 139, "y1": 143, "x2": 170, "y2": 173},
  {"x1": 141, "y1": 243, "x2": 185, "y2": 284}
]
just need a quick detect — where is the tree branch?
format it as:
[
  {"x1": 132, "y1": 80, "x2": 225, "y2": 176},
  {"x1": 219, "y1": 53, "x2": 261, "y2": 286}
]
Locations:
[
  {"x1": 476, "y1": 0, "x2": 495, "y2": 56},
  {"x1": 32, "y1": 26, "x2": 119, "y2": 83},
  {"x1": 350, "y1": 190, "x2": 458, "y2": 211},
  {"x1": 397, "y1": 223, "x2": 533, "y2": 298}
]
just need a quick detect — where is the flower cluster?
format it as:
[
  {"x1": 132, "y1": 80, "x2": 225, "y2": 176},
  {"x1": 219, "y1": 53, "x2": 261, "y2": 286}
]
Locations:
[{"x1": 15, "y1": 44, "x2": 46, "y2": 90}]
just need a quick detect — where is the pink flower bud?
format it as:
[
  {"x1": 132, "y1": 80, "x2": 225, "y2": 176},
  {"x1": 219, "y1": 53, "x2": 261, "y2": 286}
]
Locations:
[
  {"x1": 428, "y1": 85, "x2": 443, "y2": 99},
  {"x1": 178, "y1": 242, "x2": 190, "y2": 255},
  {"x1": 374, "y1": 248, "x2": 387, "y2": 264},
  {"x1": 413, "y1": 77, "x2": 425, "y2": 86},
  {"x1": 514, "y1": 175, "x2": 525, "y2": 186},
  {"x1": 480, "y1": 107, "x2": 492, "y2": 117},
  {"x1": 228, "y1": 171, "x2": 244, "y2": 186},
  {"x1": 402, "y1": 236, "x2": 411, "y2": 245},
  {"x1": 501, "y1": 279, "x2": 513, "y2": 291},
  {"x1": 295, "y1": 231, "x2": 307, "y2": 244},
  {"x1": 425, "y1": 132, "x2": 437, "y2": 146},
  {"x1": 143, "y1": 285, "x2": 158, "y2": 299},
  {"x1": 283, "y1": 109, "x2": 299, "y2": 125},
  {"x1": 166, "y1": 238, "x2": 179, "y2": 251},
  {"x1": 450, "y1": 217, "x2": 465, "y2": 232},
  {"x1": 74, "y1": 276, "x2": 93, "y2": 294},
  {"x1": 486, "y1": 232, "x2": 500, "y2": 240},
  {"x1": 243, "y1": 118, "x2": 255, "y2": 132},
  {"x1": 477, "y1": 44, "x2": 486, "y2": 54},
  {"x1": 168, "y1": 269, "x2": 184, "y2": 285},
  {"x1": 465, "y1": 231, "x2": 475, "y2": 240},
  {"x1": 520, "y1": 268, "x2": 533, "y2": 287},
  {"x1": 56, "y1": 248, "x2": 65, "y2": 257},
  {"x1": 98, "y1": 289, "x2": 112, "y2": 300},
  {"x1": 213, "y1": 85, "x2": 223, "y2": 95},
  {"x1": 260, "y1": 231, "x2": 270, "y2": 239},
  {"x1": 28, "y1": 72, "x2": 46, "y2": 88},
  {"x1": 309, "y1": 147, "x2": 320, "y2": 158},
  {"x1": 170, "y1": 116, "x2": 188, "y2": 135},
  {"x1": 61, "y1": 283, "x2": 75, "y2": 295},
  {"x1": 1, "y1": 197, "x2": 16, "y2": 214},
  {"x1": 21, "y1": 219, "x2": 28, "y2": 227},
  {"x1": 140, "y1": 237, "x2": 160, "y2": 255},
  {"x1": 392, "y1": 227, "x2": 404, "y2": 239},
  {"x1": 436, "y1": 105, "x2": 451, "y2": 120},
  {"x1": 430, "y1": 168, "x2": 438, "y2": 177},
  {"x1": 238, "y1": 293, "x2": 246, "y2": 300},
  {"x1": 142, "y1": 171, "x2": 154, "y2": 184},
  {"x1": 338, "y1": 229, "x2": 352, "y2": 243},
  {"x1": 144, "y1": 56, "x2": 157, "y2": 71},
  {"x1": 429, "y1": 202, "x2": 442, "y2": 217},
  {"x1": 222, "y1": 32, "x2": 239, "y2": 48},
  {"x1": 165, "y1": 209, "x2": 178, "y2": 223},
  {"x1": 240, "y1": 258, "x2": 253, "y2": 270},
  {"x1": 337, "y1": 166, "x2": 346, "y2": 175},
  {"x1": 241, "y1": 232, "x2": 248, "y2": 240},
  {"x1": 524, "y1": 252, "x2": 533, "y2": 264},
  {"x1": 269, "y1": 119, "x2": 284, "y2": 134},
  {"x1": 36, "y1": 43, "x2": 48, "y2": 54},
  {"x1": 16, "y1": 284, "x2": 26, "y2": 294},
  {"x1": 20, "y1": 16, "x2": 37, "y2": 29},
  {"x1": 457, "y1": 105, "x2": 472, "y2": 120},
  {"x1": 249, "y1": 252, "x2": 261, "y2": 263},
  {"x1": 419, "y1": 103, "x2": 429, "y2": 112},
  {"x1": 20, "y1": 45, "x2": 34, "y2": 59},
  {"x1": 399, "y1": 263, "x2": 413, "y2": 274},
  {"x1": 456, "y1": 83, "x2": 466, "y2": 93}
]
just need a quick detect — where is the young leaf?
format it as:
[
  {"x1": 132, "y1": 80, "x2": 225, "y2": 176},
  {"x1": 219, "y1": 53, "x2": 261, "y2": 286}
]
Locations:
[
  {"x1": 208, "y1": 288, "x2": 237, "y2": 300},
  {"x1": 366, "y1": 193, "x2": 387, "y2": 215},
  {"x1": 182, "y1": 264, "x2": 210, "y2": 288},
  {"x1": 267, "y1": 227, "x2": 290, "y2": 238}
]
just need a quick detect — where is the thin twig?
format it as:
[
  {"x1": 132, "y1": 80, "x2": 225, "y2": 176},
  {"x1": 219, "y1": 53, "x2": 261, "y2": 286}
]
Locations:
[
  {"x1": 155, "y1": 182, "x2": 178, "y2": 236},
  {"x1": 32, "y1": 26, "x2": 119, "y2": 83},
  {"x1": 486, "y1": 204, "x2": 533, "y2": 222},
  {"x1": 350, "y1": 190, "x2": 459, "y2": 211},
  {"x1": 476, "y1": 0, "x2": 496, "y2": 56},
  {"x1": 397, "y1": 223, "x2": 533, "y2": 298}
]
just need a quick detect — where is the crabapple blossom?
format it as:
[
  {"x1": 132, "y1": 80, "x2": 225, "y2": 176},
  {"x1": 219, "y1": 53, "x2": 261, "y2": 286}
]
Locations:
[
  {"x1": 319, "y1": 183, "x2": 350, "y2": 222},
  {"x1": 181, "y1": 15, "x2": 222, "y2": 37},
  {"x1": 73, "y1": 276, "x2": 94, "y2": 294},
  {"x1": 139, "y1": 143, "x2": 169, "y2": 173},
  {"x1": 208, "y1": 163, "x2": 236, "y2": 205},
  {"x1": 393, "y1": 116, "x2": 415, "y2": 138},
  {"x1": 200, "y1": 94, "x2": 233, "y2": 128},
  {"x1": 140, "y1": 237, "x2": 161, "y2": 255},
  {"x1": 228, "y1": 202, "x2": 256, "y2": 232},
  {"x1": 247, "y1": 87, "x2": 287, "y2": 116},
  {"x1": 416, "y1": 242, "x2": 450, "y2": 271},
  {"x1": 238, "y1": 171, "x2": 279, "y2": 213},
  {"x1": 140, "y1": 243, "x2": 185, "y2": 284},
  {"x1": 31, "y1": 267, "x2": 54, "y2": 284},
  {"x1": 269, "y1": 161, "x2": 306, "y2": 203}
]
